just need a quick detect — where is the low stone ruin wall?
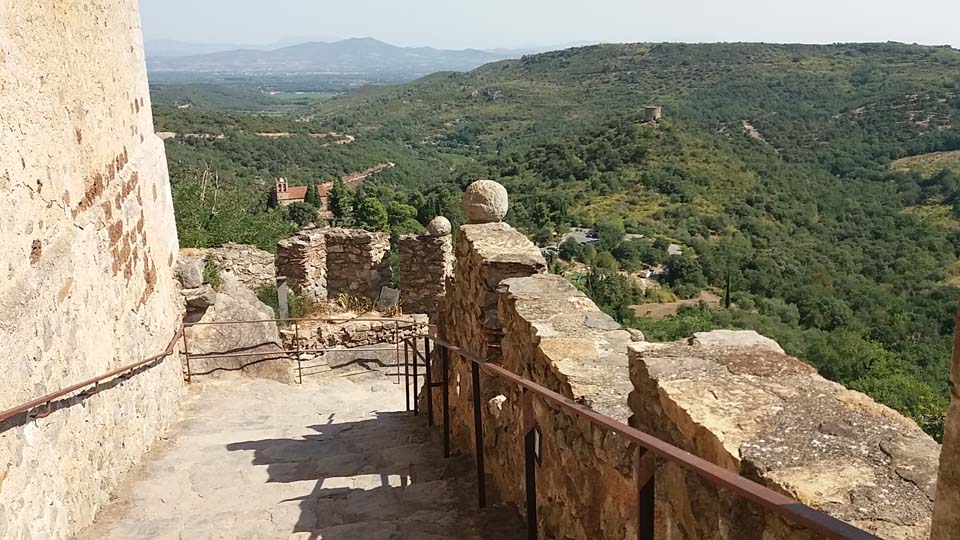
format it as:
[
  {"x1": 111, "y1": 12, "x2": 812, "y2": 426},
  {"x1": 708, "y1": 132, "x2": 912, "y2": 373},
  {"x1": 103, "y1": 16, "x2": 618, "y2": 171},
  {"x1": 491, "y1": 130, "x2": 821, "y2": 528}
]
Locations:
[
  {"x1": 276, "y1": 228, "x2": 390, "y2": 302},
  {"x1": 325, "y1": 228, "x2": 391, "y2": 300},
  {"x1": 283, "y1": 315, "x2": 428, "y2": 350},
  {"x1": 181, "y1": 243, "x2": 275, "y2": 290},
  {"x1": 276, "y1": 230, "x2": 327, "y2": 300},
  {"x1": 398, "y1": 234, "x2": 453, "y2": 321}
]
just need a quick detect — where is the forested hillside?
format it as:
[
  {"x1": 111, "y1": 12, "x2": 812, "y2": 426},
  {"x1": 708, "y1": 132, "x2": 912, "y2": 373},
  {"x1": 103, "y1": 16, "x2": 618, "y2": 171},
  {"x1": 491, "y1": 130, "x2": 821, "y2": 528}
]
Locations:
[{"x1": 155, "y1": 42, "x2": 960, "y2": 438}]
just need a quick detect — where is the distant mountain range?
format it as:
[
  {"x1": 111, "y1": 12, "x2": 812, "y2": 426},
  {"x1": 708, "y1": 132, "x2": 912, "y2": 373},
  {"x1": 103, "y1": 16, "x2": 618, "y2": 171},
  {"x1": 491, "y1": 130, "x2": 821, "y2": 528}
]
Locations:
[{"x1": 145, "y1": 37, "x2": 525, "y2": 77}]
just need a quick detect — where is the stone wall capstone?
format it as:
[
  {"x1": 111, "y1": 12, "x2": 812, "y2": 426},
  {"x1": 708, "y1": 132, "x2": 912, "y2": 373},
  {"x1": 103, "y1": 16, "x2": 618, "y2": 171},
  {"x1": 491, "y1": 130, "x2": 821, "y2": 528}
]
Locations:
[
  {"x1": 628, "y1": 332, "x2": 939, "y2": 540},
  {"x1": 0, "y1": 3, "x2": 183, "y2": 539}
]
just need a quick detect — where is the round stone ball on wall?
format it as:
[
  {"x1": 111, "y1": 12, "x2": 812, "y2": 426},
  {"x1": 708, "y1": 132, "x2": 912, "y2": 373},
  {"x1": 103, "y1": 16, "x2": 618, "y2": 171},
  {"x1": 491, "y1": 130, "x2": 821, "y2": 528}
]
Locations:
[
  {"x1": 462, "y1": 179, "x2": 508, "y2": 224},
  {"x1": 427, "y1": 216, "x2": 452, "y2": 236}
]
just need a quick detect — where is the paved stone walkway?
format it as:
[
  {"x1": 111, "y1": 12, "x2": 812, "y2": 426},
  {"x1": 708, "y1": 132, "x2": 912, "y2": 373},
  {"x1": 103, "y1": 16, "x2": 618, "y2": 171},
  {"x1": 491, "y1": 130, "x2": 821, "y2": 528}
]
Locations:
[{"x1": 77, "y1": 375, "x2": 523, "y2": 540}]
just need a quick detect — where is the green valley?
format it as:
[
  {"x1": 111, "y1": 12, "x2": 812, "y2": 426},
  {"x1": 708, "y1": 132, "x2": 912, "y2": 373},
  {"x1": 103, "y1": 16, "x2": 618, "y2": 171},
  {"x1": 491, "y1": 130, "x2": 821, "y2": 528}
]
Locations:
[{"x1": 153, "y1": 42, "x2": 960, "y2": 438}]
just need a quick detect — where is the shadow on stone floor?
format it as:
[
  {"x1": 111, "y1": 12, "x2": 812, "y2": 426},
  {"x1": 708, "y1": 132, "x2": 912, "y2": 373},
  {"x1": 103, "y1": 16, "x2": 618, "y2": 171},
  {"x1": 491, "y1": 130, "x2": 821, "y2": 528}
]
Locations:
[{"x1": 227, "y1": 411, "x2": 524, "y2": 540}]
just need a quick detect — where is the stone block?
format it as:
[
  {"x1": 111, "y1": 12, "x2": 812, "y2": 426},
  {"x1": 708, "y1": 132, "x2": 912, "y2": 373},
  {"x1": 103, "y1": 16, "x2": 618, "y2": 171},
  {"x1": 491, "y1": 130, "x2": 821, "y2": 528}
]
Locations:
[{"x1": 627, "y1": 331, "x2": 939, "y2": 540}]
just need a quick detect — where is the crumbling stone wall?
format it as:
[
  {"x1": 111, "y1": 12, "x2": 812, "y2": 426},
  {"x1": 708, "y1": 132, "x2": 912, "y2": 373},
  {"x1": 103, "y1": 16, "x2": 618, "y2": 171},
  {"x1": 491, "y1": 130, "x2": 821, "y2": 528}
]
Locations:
[
  {"x1": 324, "y1": 228, "x2": 391, "y2": 300},
  {"x1": 286, "y1": 315, "x2": 428, "y2": 350},
  {"x1": 628, "y1": 332, "x2": 939, "y2": 540},
  {"x1": 276, "y1": 228, "x2": 390, "y2": 302},
  {"x1": 277, "y1": 230, "x2": 328, "y2": 299},
  {"x1": 0, "y1": 3, "x2": 183, "y2": 539},
  {"x1": 181, "y1": 243, "x2": 275, "y2": 289},
  {"x1": 398, "y1": 233, "x2": 453, "y2": 320}
]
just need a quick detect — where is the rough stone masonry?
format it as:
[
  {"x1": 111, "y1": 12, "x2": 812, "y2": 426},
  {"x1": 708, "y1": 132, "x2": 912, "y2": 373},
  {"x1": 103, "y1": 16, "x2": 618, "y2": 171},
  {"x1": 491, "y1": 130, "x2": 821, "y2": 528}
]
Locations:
[
  {"x1": 276, "y1": 227, "x2": 391, "y2": 302},
  {"x1": 398, "y1": 223, "x2": 454, "y2": 321},
  {"x1": 0, "y1": 2, "x2": 184, "y2": 540}
]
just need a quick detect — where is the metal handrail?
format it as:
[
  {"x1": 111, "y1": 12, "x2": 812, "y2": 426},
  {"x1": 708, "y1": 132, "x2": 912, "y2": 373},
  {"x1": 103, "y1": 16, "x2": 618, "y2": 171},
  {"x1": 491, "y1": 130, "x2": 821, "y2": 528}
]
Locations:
[
  {"x1": 180, "y1": 316, "x2": 431, "y2": 384},
  {"x1": 0, "y1": 329, "x2": 184, "y2": 424},
  {"x1": 413, "y1": 334, "x2": 880, "y2": 540}
]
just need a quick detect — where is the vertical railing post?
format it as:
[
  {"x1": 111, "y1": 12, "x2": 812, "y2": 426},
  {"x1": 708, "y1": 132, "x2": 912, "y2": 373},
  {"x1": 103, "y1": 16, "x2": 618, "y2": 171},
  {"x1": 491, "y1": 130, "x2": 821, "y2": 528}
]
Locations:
[
  {"x1": 425, "y1": 333, "x2": 434, "y2": 426},
  {"x1": 294, "y1": 320, "x2": 302, "y2": 384},
  {"x1": 471, "y1": 361, "x2": 487, "y2": 508},
  {"x1": 522, "y1": 389, "x2": 537, "y2": 540},
  {"x1": 634, "y1": 446, "x2": 656, "y2": 540},
  {"x1": 441, "y1": 344, "x2": 450, "y2": 458},
  {"x1": 394, "y1": 320, "x2": 400, "y2": 385},
  {"x1": 181, "y1": 325, "x2": 192, "y2": 383},
  {"x1": 413, "y1": 335, "x2": 421, "y2": 416},
  {"x1": 404, "y1": 339, "x2": 411, "y2": 412}
]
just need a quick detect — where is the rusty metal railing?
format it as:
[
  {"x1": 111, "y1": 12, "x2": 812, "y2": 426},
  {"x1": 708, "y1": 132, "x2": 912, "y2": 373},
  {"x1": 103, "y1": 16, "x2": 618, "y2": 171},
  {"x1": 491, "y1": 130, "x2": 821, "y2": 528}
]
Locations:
[
  {"x1": 405, "y1": 334, "x2": 881, "y2": 540},
  {"x1": 0, "y1": 329, "x2": 183, "y2": 425}
]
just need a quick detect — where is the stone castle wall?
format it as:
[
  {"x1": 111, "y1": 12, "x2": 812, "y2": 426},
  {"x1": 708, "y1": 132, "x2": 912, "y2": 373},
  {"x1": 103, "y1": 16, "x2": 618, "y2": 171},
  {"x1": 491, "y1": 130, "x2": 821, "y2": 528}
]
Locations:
[
  {"x1": 494, "y1": 274, "x2": 644, "y2": 538},
  {"x1": 398, "y1": 234, "x2": 453, "y2": 320},
  {"x1": 0, "y1": 3, "x2": 183, "y2": 540},
  {"x1": 426, "y1": 223, "x2": 547, "y2": 470}
]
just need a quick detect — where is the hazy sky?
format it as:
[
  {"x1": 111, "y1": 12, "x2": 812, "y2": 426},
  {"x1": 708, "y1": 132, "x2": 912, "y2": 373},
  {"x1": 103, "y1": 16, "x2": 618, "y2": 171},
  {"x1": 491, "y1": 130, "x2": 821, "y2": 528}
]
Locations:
[{"x1": 140, "y1": 0, "x2": 958, "y2": 50}]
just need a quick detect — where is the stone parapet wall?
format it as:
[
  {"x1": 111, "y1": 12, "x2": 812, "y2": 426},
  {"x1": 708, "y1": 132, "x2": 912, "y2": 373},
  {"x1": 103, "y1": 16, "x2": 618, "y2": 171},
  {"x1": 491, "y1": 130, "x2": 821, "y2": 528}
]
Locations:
[
  {"x1": 427, "y1": 223, "x2": 546, "y2": 468},
  {"x1": 276, "y1": 230, "x2": 328, "y2": 300},
  {"x1": 276, "y1": 228, "x2": 390, "y2": 302},
  {"x1": 0, "y1": 3, "x2": 183, "y2": 539},
  {"x1": 324, "y1": 228, "x2": 391, "y2": 300},
  {"x1": 492, "y1": 274, "x2": 644, "y2": 539},
  {"x1": 398, "y1": 234, "x2": 453, "y2": 320},
  {"x1": 628, "y1": 332, "x2": 940, "y2": 540},
  {"x1": 181, "y1": 243, "x2": 275, "y2": 289}
]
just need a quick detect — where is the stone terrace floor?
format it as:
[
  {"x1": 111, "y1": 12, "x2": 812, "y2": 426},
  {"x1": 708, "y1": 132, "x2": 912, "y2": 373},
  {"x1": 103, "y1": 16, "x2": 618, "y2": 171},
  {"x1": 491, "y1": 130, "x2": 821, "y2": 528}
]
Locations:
[{"x1": 76, "y1": 373, "x2": 524, "y2": 540}]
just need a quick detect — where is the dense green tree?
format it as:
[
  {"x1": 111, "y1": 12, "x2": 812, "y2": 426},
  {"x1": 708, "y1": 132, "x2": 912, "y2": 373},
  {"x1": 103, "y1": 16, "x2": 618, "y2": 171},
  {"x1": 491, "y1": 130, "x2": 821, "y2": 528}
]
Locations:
[
  {"x1": 595, "y1": 220, "x2": 626, "y2": 252},
  {"x1": 355, "y1": 197, "x2": 389, "y2": 231},
  {"x1": 305, "y1": 181, "x2": 323, "y2": 207},
  {"x1": 328, "y1": 178, "x2": 354, "y2": 226},
  {"x1": 286, "y1": 202, "x2": 319, "y2": 228},
  {"x1": 385, "y1": 200, "x2": 423, "y2": 234},
  {"x1": 559, "y1": 237, "x2": 583, "y2": 261}
]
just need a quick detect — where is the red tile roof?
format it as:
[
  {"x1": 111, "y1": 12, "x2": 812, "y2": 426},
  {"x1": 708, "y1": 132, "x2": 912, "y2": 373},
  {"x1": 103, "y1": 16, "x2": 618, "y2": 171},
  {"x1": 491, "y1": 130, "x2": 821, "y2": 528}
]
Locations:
[{"x1": 278, "y1": 185, "x2": 308, "y2": 202}]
